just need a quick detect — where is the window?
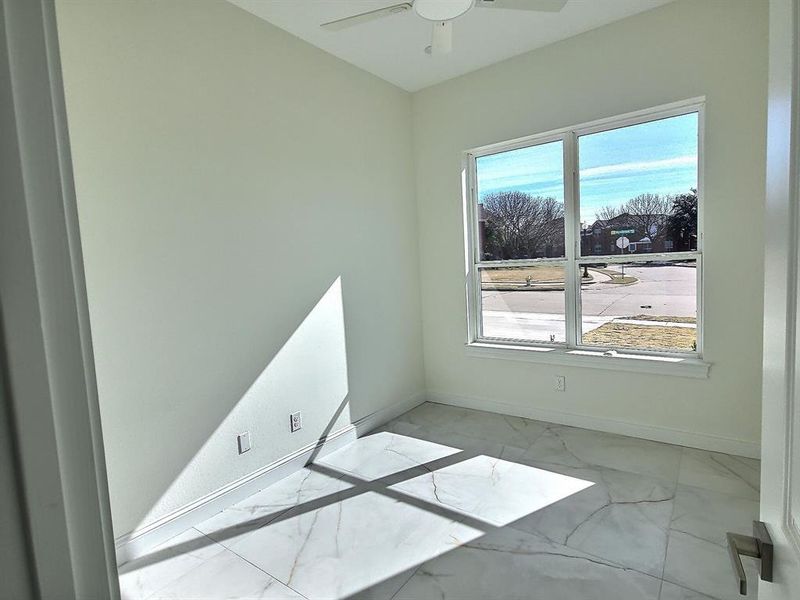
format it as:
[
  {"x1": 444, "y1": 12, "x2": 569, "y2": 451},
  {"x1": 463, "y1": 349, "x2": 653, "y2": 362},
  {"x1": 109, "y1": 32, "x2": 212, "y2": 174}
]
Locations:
[{"x1": 465, "y1": 101, "x2": 702, "y2": 358}]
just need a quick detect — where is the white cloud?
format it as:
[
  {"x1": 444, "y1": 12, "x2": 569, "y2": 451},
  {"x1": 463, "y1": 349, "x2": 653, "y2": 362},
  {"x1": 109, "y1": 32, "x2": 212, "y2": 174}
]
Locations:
[{"x1": 580, "y1": 154, "x2": 696, "y2": 179}]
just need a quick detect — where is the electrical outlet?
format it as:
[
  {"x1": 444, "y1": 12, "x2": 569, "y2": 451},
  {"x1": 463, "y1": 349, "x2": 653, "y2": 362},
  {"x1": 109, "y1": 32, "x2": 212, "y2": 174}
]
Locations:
[
  {"x1": 237, "y1": 431, "x2": 251, "y2": 454},
  {"x1": 290, "y1": 411, "x2": 302, "y2": 433},
  {"x1": 555, "y1": 375, "x2": 566, "y2": 392}
]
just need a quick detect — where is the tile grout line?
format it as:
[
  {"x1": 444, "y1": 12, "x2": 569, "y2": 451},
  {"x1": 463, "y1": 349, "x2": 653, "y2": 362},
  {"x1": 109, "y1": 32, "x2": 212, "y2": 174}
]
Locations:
[
  {"x1": 193, "y1": 499, "x2": 314, "y2": 599},
  {"x1": 660, "y1": 448, "x2": 683, "y2": 581},
  {"x1": 661, "y1": 578, "x2": 727, "y2": 600},
  {"x1": 388, "y1": 566, "x2": 424, "y2": 600},
  {"x1": 219, "y1": 530, "x2": 312, "y2": 600},
  {"x1": 656, "y1": 448, "x2": 683, "y2": 599},
  {"x1": 674, "y1": 479, "x2": 761, "y2": 503},
  {"x1": 139, "y1": 529, "x2": 227, "y2": 600}
]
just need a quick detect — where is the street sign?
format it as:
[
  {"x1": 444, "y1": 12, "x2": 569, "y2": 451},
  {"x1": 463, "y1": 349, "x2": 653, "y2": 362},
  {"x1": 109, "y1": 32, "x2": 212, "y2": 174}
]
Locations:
[
  {"x1": 616, "y1": 236, "x2": 630, "y2": 249},
  {"x1": 611, "y1": 229, "x2": 635, "y2": 235}
]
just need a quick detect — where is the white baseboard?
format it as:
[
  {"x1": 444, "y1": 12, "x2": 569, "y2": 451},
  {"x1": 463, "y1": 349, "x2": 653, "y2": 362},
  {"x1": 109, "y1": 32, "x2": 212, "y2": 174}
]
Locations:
[
  {"x1": 427, "y1": 391, "x2": 761, "y2": 459},
  {"x1": 115, "y1": 391, "x2": 426, "y2": 564}
]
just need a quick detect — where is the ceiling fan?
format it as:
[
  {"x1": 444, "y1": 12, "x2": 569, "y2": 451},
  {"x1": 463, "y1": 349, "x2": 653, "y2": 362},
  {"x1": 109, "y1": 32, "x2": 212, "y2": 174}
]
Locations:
[{"x1": 320, "y1": 0, "x2": 568, "y2": 56}]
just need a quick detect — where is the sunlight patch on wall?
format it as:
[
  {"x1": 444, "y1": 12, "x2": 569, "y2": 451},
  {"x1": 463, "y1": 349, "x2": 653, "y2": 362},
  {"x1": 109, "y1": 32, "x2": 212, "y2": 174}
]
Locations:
[{"x1": 134, "y1": 277, "x2": 351, "y2": 535}]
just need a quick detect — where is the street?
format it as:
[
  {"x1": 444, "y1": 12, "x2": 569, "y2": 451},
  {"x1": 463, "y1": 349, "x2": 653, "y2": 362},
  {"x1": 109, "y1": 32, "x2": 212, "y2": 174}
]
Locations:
[{"x1": 481, "y1": 264, "x2": 696, "y2": 342}]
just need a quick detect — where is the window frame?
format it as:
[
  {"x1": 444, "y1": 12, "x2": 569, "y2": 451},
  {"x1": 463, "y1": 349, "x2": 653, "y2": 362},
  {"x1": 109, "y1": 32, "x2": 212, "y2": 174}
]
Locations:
[{"x1": 464, "y1": 98, "x2": 705, "y2": 362}]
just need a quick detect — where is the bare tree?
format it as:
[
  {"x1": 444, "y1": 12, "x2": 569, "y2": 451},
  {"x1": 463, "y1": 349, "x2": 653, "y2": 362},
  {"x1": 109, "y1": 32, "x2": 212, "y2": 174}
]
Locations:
[
  {"x1": 481, "y1": 191, "x2": 564, "y2": 259},
  {"x1": 624, "y1": 193, "x2": 672, "y2": 240},
  {"x1": 593, "y1": 193, "x2": 672, "y2": 239},
  {"x1": 595, "y1": 205, "x2": 621, "y2": 223}
]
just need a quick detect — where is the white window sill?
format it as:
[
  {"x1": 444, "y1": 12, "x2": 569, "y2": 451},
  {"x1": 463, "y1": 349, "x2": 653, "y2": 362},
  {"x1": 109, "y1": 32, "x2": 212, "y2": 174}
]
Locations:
[{"x1": 465, "y1": 342, "x2": 711, "y2": 379}]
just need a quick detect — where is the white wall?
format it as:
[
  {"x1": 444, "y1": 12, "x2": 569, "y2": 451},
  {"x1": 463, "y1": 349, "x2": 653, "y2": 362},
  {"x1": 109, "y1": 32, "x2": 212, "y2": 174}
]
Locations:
[
  {"x1": 56, "y1": 0, "x2": 424, "y2": 538},
  {"x1": 412, "y1": 0, "x2": 768, "y2": 454}
]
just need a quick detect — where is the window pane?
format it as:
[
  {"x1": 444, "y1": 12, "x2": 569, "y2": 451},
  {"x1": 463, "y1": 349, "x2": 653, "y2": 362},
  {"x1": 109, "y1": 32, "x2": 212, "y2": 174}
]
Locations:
[
  {"x1": 579, "y1": 260, "x2": 697, "y2": 352},
  {"x1": 476, "y1": 140, "x2": 565, "y2": 260},
  {"x1": 480, "y1": 264, "x2": 566, "y2": 343},
  {"x1": 579, "y1": 113, "x2": 698, "y2": 257}
]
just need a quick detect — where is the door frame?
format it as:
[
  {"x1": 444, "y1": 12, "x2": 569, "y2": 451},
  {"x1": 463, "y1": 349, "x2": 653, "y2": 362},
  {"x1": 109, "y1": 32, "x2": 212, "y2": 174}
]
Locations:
[
  {"x1": 761, "y1": 0, "x2": 800, "y2": 595},
  {"x1": 0, "y1": 0, "x2": 118, "y2": 597}
]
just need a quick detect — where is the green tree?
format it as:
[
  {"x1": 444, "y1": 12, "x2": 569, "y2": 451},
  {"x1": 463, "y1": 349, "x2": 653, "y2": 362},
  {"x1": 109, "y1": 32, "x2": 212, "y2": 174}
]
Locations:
[{"x1": 667, "y1": 189, "x2": 698, "y2": 251}]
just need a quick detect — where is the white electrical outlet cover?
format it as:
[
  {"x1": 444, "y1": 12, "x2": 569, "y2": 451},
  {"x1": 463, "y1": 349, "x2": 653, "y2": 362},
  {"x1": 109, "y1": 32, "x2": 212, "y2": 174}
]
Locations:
[
  {"x1": 290, "y1": 411, "x2": 302, "y2": 432},
  {"x1": 237, "y1": 432, "x2": 251, "y2": 454}
]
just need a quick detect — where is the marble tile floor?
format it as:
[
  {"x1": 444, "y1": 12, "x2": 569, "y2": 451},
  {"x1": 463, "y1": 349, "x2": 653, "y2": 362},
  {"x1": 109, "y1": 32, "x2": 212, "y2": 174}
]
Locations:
[{"x1": 119, "y1": 402, "x2": 761, "y2": 600}]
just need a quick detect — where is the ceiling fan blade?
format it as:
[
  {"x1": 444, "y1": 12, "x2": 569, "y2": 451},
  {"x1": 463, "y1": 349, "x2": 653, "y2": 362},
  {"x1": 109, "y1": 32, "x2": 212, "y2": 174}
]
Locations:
[
  {"x1": 475, "y1": 0, "x2": 568, "y2": 12},
  {"x1": 430, "y1": 20, "x2": 453, "y2": 55},
  {"x1": 321, "y1": 2, "x2": 412, "y2": 31}
]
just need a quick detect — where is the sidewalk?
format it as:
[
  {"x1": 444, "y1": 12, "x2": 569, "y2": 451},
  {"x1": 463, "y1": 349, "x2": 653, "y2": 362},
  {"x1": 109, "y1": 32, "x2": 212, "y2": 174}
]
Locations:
[{"x1": 481, "y1": 311, "x2": 696, "y2": 342}]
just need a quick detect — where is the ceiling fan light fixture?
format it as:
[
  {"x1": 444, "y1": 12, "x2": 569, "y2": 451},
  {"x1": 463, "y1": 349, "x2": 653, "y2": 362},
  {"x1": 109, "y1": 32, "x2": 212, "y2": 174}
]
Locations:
[{"x1": 414, "y1": 0, "x2": 474, "y2": 22}]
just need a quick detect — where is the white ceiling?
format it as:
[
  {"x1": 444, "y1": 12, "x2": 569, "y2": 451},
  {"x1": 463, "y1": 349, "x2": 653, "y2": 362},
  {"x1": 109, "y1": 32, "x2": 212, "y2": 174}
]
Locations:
[{"x1": 228, "y1": 0, "x2": 675, "y2": 92}]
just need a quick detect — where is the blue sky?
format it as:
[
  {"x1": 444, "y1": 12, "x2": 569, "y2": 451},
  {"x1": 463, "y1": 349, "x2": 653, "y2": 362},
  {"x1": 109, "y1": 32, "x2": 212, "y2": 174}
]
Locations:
[{"x1": 476, "y1": 112, "x2": 698, "y2": 225}]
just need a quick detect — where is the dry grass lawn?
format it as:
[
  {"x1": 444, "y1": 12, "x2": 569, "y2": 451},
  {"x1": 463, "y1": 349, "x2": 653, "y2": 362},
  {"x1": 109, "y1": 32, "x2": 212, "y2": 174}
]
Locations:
[
  {"x1": 630, "y1": 314, "x2": 697, "y2": 324},
  {"x1": 482, "y1": 265, "x2": 565, "y2": 284},
  {"x1": 583, "y1": 322, "x2": 696, "y2": 351}
]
